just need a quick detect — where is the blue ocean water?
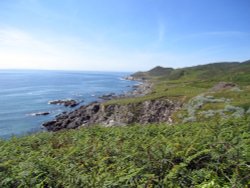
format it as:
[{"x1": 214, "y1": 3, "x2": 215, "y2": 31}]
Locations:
[{"x1": 0, "y1": 70, "x2": 137, "y2": 139}]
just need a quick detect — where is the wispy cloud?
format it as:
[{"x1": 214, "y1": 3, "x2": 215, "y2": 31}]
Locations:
[
  {"x1": 0, "y1": 27, "x2": 147, "y2": 71},
  {"x1": 174, "y1": 31, "x2": 250, "y2": 42},
  {"x1": 149, "y1": 20, "x2": 166, "y2": 49},
  {"x1": 0, "y1": 28, "x2": 32, "y2": 46},
  {"x1": 157, "y1": 21, "x2": 165, "y2": 43},
  {"x1": 1, "y1": 27, "x2": 248, "y2": 72}
]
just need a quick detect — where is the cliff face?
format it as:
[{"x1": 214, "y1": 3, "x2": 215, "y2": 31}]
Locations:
[{"x1": 43, "y1": 99, "x2": 180, "y2": 131}]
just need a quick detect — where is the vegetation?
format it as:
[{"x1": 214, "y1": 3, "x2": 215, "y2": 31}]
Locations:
[
  {"x1": 1, "y1": 60, "x2": 250, "y2": 187},
  {"x1": 0, "y1": 118, "x2": 249, "y2": 187},
  {"x1": 107, "y1": 60, "x2": 250, "y2": 107}
]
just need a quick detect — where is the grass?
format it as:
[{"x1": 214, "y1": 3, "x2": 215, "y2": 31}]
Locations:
[
  {"x1": 0, "y1": 118, "x2": 249, "y2": 187},
  {"x1": 105, "y1": 79, "x2": 211, "y2": 106},
  {"x1": 212, "y1": 87, "x2": 250, "y2": 110},
  {"x1": 201, "y1": 103, "x2": 226, "y2": 111}
]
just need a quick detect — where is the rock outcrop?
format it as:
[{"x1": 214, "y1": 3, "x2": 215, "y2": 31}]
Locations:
[
  {"x1": 31, "y1": 112, "x2": 50, "y2": 116},
  {"x1": 43, "y1": 99, "x2": 180, "y2": 131},
  {"x1": 98, "y1": 93, "x2": 116, "y2": 100},
  {"x1": 210, "y1": 82, "x2": 237, "y2": 92},
  {"x1": 48, "y1": 99, "x2": 79, "y2": 107},
  {"x1": 126, "y1": 81, "x2": 152, "y2": 97},
  {"x1": 42, "y1": 79, "x2": 177, "y2": 132}
]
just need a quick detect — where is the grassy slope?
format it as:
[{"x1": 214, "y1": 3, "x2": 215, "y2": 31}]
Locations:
[
  {"x1": 0, "y1": 118, "x2": 249, "y2": 187},
  {"x1": 1, "y1": 61, "x2": 250, "y2": 187},
  {"x1": 107, "y1": 60, "x2": 250, "y2": 109}
]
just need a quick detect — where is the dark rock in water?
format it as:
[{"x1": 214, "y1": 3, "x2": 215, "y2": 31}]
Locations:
[
  {"x1": 31, "y1": 112, "x2": 50, "y2": 116},
  {"x1": 124, "y1": 76, "x2": 135, "y2": 80},
  {"x1": 42, "y1": 100, "x2": 181, "y2": 132},
  {"x1": 132, "y1": 85, "x2": 139, "y2": 89},
  {"x1": 48, "y1": 99, "x2": 79, "y2": 107},
  {"x1": 98, "y1": 93, "x2": 116, "y2": 100}
]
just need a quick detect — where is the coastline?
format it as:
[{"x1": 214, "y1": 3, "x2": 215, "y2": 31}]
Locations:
[
  {"x1": 42, "y1": 77, "x2": 155, "y2": 131},
  {"x1": 0, "y1": 70, "x2": 136, "y2": 139},
  {"x1": 117, "y1": 79, "x2": 152, "y2": 98}
]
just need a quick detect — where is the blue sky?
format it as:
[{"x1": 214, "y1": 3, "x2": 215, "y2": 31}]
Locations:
[{"x1": 0, "y1": 0, "x2": 250, "y2": 71}]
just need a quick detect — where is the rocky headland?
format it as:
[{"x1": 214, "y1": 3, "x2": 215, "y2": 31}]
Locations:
[
  {"x1": 43, "y1": 99, "x2": 180, "y2": 131},
  {"x1": 42, "y1": 60, "x2": 250, "y2": 132},
  {"x1": 42, "y1": 79, "x2": 180, "y2": 131}
]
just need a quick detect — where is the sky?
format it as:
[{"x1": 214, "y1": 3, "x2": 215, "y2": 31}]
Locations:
[{"x1": 0, "y1": 0, "x2": 250, "y2": 71}]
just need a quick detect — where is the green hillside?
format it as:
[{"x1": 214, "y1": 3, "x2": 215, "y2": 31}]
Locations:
[
  {"x1": 1, "y1": 60, "x2": 250, "y2": 187},
  {"x1": 132, "y1": 60, "x2": 250, "y2": 82},
  {"x1": 0, "y1": 118, "x2": 249, "y2": 187},
  {"x1": 108, "y1": 61, "x2": 250, "y2": 119},
  {"x1": 132, "y1": 66, "x2": 174, "y2": 79}
]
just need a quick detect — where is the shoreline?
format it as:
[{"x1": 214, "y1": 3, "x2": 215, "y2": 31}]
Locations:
[
  {"x1": 113, "y1": 79, "x2": 152, "y2": 99},
  {"x1": 42, "y1": 78, "x2": 154, "y2": 131}
]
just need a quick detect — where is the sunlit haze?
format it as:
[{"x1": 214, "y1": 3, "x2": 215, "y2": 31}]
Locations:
[{"x1": 0, "y1": 0, "x2": 250, "y2": 71}]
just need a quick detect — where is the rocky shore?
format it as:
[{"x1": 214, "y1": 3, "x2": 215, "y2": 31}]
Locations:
[
  {"x1": 42, "y1": 78, "x2": 179, "y2": 131},
  {"x1": 125, "y1": 80, "x2": 152, "y2": 97}
]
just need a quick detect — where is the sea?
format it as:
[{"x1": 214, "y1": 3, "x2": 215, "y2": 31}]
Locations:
[{"x1": 0, "y1": 70, "x2": 137, "y2": 139}]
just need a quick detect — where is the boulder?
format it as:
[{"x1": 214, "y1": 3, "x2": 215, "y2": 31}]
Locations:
[
  {"x1": 210, "y1": 82, "x2": 237, "y2": 92},
  {"x1": 48, "y1": 99, "x2": 79, "y2": 107},
  {"x1": 31, "y1": 112, "x2": 50, "y2": 116},
  {"x1": 98, "y1": 93, "x2": 116, "y2": 100}
]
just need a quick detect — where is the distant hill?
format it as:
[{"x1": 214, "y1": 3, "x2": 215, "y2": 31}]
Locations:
[
  {"x1": 131, "y1": 66, "x2": 174, "y2": 79},
  {"x1": 242, "y1": 59, "x2": 250, "y2": 64},
  {"x1": 146, "y1": 66, "x2": 174, "y2": 76},
  {"x1": 132, "y1": 60, "x2": 250, "y2": 83}
]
